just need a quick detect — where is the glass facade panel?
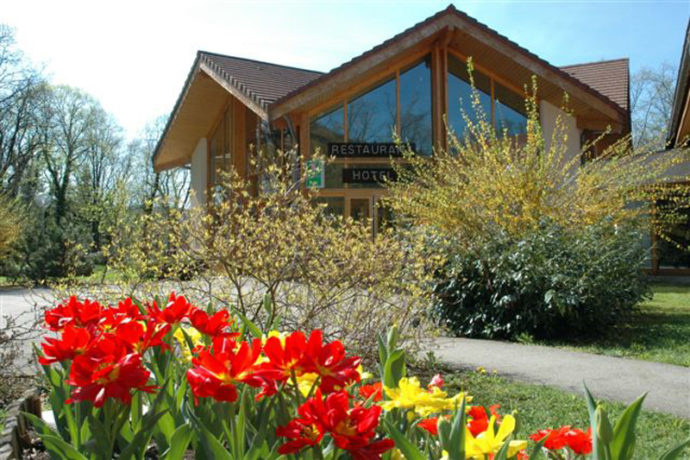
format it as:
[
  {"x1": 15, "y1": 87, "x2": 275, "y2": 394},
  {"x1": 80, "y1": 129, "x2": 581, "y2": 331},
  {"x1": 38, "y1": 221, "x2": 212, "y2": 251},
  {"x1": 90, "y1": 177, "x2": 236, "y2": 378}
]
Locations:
[
  {"x1": 399, "y1": 58, "x2": 433, "y2": 156},
  {"x1": 347, "y1": 78, "x2": 397, "y2": 143},
  {"x1": 494, "y1": 82, "x2": 528, "y2": 136},
  {"x1": 210, "y1": 107, "x2": 232, "y2": 197},
  {"x1": 310, "y1": 105, "x2": 344, "y2": 155},
  {"x1": 657, "y1": 194, "x2": 690, "y2": 269},
  {"x1": 313, "y1": 197, "x2": 345, "y2": 219},
  {"x1": 447, "y1": 55, "x2": 492, "y2": 139}
]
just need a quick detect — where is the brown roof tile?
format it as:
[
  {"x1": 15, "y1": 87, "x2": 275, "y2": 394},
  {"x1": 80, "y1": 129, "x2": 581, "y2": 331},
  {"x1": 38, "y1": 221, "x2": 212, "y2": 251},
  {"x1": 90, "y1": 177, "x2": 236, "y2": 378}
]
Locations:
[
  {"x1": 560, "y1": 58, "x2": 630, "y2": 111},
  {"x1": 199, "y1": 51, "x2": 323, "y2": 111}
]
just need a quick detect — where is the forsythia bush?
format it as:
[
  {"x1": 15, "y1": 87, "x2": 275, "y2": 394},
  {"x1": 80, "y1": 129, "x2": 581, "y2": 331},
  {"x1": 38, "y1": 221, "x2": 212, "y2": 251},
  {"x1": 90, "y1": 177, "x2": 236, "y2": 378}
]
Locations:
[
  {"x1": 385, "y1": 77, "x2": 688, "y2": 339},
  {"x1": 82, "y1": 149, "x2": 440, "y2": 360},
  {"x1": 29, "y1": 294, "x2": 689, "y2": 459}
]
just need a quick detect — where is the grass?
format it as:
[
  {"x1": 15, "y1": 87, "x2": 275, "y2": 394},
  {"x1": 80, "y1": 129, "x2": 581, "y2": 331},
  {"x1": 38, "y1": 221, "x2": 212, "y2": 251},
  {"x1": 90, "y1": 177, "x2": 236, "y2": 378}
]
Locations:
[
  {"x1": 446, "y1": 370, "x2": 690, "y2": 458},
  {"x1": 535, "y1": 283, "x2": 690, "y2": 367}
]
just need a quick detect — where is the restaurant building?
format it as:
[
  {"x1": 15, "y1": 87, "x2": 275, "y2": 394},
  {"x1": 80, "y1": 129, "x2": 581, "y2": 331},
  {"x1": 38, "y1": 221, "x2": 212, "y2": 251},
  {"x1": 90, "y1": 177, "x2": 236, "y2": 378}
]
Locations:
[{"x1": 153, "y1": 5, "x2": 631, "y2": 234}]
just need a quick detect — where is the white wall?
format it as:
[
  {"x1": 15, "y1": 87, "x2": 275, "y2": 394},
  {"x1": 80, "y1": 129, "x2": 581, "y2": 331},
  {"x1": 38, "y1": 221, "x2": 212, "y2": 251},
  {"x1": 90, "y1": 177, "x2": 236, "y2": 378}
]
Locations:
[
  {"x1": 539, "y1": 100, "x2": 582, "y2": 172},
  {"x1": 190, "y1": 138, "x2": 207, "y2": 207}
]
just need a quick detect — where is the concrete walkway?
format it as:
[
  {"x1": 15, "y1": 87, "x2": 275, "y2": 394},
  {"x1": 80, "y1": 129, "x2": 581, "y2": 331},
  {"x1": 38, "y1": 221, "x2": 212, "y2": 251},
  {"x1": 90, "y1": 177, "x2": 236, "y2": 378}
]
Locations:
[{"x1": 433, "y1": 337, "x2": 690, "y2": 419}]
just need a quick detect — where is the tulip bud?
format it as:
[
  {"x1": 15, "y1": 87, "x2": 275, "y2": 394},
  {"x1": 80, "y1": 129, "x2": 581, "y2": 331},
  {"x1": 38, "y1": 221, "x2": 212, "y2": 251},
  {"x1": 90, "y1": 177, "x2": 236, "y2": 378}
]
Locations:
[
  {"x1": 596, "y1": 405, "x2": 613, "y2": 444},
  {"x1": 428, "y1": 373, "x2": 444, "y2": 389}
]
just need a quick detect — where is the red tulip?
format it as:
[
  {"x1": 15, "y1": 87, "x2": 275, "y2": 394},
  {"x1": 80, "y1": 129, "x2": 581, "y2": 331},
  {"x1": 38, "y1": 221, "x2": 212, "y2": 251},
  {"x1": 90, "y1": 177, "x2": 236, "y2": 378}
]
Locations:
[
  {"x1": 147, "y1": 293, "x2": 194, "y2": 325},
  {"x1": 276, "y1": 418, "x2": 323, "y2": 454},
  {"x1": 39, "y1": 325, "x2": 95, "y2": 365},
  {"x1": 359, "y1": 382, "x2": 383, "y2": 402},
  {"x1": 277, "y1": 390, "x2": 392, "y2": 459},
  {"x1": 418, "y1": 417, "x2": 440, "y2": 435},
  {"x1": 66, "y1": 337, "x2": 155, "y2": 407},
  {"x1": 530, "y1": 425, "x2": 591, "y2": 454},
  {"x1": 44, "y1": 297, "x2": 104, "y2": 332},
  {"x1": 186, "y1": 337, "x2": 263, "y2": 403},
  {"x1": 115, "y1": 319, "x2": 171, "y2": 354},
  {"x1": 300, "y1": 330, "x2": 361, "y2": 393},
  {"x1": 188, "y1": 308, "x2": 237, "y2": 337}
]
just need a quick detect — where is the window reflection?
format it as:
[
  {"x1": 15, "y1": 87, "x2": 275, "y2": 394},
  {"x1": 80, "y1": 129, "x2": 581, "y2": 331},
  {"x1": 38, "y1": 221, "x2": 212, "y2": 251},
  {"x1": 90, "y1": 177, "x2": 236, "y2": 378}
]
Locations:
[
  {"x1": 400, "y1": 58, "x2": 433, "y2": 156},
  {"x1": 347, "y1": 78, "x2": 397, "y2": 143},
  {"x1": 310, "y1": 105, "x2": 344, "y2": 155},
  {"x1": 447, "y1": 55, "x2": 491, "y2": 139},
  {"x1": 494, "y1": 82, "x2": 527, "y2": 136}
]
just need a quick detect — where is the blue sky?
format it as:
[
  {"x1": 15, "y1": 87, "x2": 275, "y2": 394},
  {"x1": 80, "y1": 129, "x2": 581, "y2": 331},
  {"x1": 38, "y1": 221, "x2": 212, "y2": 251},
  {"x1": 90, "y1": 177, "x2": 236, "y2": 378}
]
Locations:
[{"x1": 3, "y1": 0, "x2": 688, "y2": 139}]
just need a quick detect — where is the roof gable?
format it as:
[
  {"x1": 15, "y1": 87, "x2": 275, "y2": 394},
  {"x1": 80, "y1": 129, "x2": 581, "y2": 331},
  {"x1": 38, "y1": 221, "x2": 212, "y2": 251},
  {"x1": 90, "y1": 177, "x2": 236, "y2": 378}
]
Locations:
[
  {"x1": 269, "y1": 4, "x2": 628, "y2": 128},
  {"x1": 199, "y1": 52, "x2": 323, "y2": 116}
]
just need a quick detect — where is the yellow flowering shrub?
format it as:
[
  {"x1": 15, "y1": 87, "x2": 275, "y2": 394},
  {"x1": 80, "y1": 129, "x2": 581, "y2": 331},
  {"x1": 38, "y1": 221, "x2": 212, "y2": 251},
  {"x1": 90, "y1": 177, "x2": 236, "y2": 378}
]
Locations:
[
  {"x1": 71, "y1": 149, "x2": 441, "y2": 360},
  {"x1": 385, "y1": 78, "x2": 689, "y2": 246}
]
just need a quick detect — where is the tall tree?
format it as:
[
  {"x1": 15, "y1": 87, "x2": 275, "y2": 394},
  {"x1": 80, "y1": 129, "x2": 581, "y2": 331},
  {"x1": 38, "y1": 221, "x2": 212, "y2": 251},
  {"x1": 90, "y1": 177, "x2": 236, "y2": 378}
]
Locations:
[
  {"x1": 74, "y1": 109, "x2": 125, "y2": 250},
  {"x1": 128, "y1": 115, "x2": 190, "y2": 213},
  {"x1": 630, "y1": 62, "x2": 677, "y2": 149},
  {"x1": 39, "y1": 85, "x2": 101, "y2": 224},
  {"x1": 0, "y1": 24, "x2": 44, "y2": 197}
]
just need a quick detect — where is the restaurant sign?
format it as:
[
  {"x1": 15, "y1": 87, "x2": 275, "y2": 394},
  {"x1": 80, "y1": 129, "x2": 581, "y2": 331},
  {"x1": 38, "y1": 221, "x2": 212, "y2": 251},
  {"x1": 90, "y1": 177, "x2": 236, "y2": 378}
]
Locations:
[
  {"x1": 342, "y1": 168, "x2": 397, "y2": 184},
  {"x1": 328, "y1": 142, "x2": 413, "y2": 158}
]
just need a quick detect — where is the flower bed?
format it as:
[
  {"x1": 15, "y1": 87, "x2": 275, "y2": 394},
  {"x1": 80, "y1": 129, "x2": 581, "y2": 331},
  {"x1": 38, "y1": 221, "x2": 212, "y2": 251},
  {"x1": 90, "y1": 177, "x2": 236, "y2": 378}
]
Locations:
[{"x1": 25, "y1": 294, "x2": 689, "y2": 459}]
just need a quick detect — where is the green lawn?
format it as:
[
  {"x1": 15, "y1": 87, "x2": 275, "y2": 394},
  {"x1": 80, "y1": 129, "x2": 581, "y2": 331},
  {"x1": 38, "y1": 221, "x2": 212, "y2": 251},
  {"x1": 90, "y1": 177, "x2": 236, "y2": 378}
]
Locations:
[
  {"x1": 447, "y1": 371, "x2": 690, "y2": 459},
  {"x1": 536, "y1": 283, "x2": 690, "y2": 367}
]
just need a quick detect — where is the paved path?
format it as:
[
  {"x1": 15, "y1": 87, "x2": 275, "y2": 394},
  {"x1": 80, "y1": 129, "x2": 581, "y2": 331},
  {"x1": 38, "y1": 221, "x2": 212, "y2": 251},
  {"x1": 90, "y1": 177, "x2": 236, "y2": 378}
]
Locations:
[
  {"x1": 0, "y1": 287, "x2": 52, "y2": 374},
  {"x1": 433, "y1": 337, "x2": 690, "y2": 419}
]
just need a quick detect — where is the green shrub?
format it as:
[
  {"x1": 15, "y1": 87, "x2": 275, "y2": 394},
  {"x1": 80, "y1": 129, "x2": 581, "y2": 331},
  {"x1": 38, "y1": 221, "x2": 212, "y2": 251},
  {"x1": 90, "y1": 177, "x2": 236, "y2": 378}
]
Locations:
[{"x1": 432, "y1": 220, "x2": 650, "y2": 339}]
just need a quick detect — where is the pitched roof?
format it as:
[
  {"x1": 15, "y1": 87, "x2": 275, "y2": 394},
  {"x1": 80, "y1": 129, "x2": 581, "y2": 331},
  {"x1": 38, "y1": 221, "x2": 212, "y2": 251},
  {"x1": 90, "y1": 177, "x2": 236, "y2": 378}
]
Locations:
[
  {"x1": 199, "y1": 51, "x2": 323, "y2": 112},
  {"x1": 560, "y1": 58, "x2": 630, "y2": 111},
  {"x1": 270, "y1": 4, "x2": 628, "y2": 122}
]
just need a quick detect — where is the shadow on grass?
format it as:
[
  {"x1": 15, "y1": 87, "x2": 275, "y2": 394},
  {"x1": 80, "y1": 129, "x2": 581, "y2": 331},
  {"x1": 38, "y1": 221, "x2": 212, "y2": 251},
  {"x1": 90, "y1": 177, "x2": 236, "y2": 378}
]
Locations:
[{"x1": 536, "y1": 283, "x2": 690, "y2": 367}]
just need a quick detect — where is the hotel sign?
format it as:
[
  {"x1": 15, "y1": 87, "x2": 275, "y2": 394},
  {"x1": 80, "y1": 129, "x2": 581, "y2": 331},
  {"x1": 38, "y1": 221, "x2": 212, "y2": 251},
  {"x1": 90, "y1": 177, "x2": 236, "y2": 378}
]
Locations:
[
  {"x1": 342, "y1": 168, "x2": 397, "y2": 184},
  {"x1": 328, "y1": 142, "x2": 413, "y2": 158}
]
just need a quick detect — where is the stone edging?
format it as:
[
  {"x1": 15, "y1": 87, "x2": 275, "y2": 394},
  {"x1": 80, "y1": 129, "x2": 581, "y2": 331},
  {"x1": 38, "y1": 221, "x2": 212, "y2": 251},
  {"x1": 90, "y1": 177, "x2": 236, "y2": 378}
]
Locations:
[{"x1": 0, "y1": 389, "x2": 42, "y2": 460}]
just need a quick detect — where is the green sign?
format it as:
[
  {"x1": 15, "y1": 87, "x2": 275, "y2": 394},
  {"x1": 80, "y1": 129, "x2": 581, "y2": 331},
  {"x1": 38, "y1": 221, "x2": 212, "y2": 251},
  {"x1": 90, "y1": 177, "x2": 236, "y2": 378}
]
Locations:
[{"x1": 305, "y1": 159, "x2": 325, "y2": 189}]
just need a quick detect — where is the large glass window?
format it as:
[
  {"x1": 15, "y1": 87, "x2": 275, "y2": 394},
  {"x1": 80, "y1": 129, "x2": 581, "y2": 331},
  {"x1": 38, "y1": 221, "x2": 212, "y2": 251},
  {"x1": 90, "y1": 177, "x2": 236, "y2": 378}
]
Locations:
[
  {"x1": 447, "y1": 55, "x2": 492, "y2": 138},
  {"x1": 400, "y1": 58, "x2": 433, "y2": 156},
  {"x1": 494, "y1": 81, "x2": 528, "y2": 136},
  {"x1": 310, "y1": 105, "x2": 344, "y2": 155},
  {"x1": 210, "y1": 106, "x2": 232, "y2": 194},
  {"x1": 347, "y1": 78, "x2": 397, "y2": 143}
]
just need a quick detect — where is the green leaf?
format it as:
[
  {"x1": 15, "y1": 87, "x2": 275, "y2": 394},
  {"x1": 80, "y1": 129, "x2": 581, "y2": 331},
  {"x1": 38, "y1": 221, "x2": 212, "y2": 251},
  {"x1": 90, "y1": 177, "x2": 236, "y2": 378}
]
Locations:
[
  {"x1": 162, "y1": 423, "x2": 194, "y2": 460},
  {"x1": 383, "y1": 349, "x2": 405, "y2": 388},
  {"x1": 41, "y1": 434, "x2": 88, "y2": 460},
  {"x1": 528, "y1": 437, "x2": 546, "y2": 459},
  {"x1": 383, "y1": 420, "x2": 425, "y2": 460},
  {"x1": 22, "y1": 412, "x2": 59, "y2": 438},
  {"x1": 658, "y1": 438, "x2": 690, "y2": 460},
  {"x1": 377, "y1": 333, "x2": 388, "y2": 380},
  {"x1": 443, "y1": 397, "x2": 467, "y2": 460},
  {"x1": 583, "y1": 382, "x2": 604, "y2": 460},
  {"x1": 493, "y1": 434, "x2": 512, "y2": 460},
  {"x1": 610, "y1": 393, "x2": 646, "y2": 460},
  {"x1": 198, "y1": 424, "x2": 233, "y2": 460},
  {"x1": 232, "y1": 306, "x2": 263, "y2": 338},
  {"x1": 118, "y1": 409, "x2": 169, "y2": 460}
]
